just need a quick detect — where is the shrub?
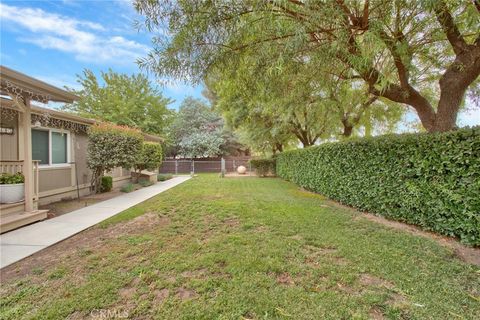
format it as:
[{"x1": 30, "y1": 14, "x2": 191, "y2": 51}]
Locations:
[
  {"x1": 135, "y1": 142, "x2": 163, "y2": 173},
  {"x1": 87, "y1": 123, "x2": 143, "y2": 193},
  {"x1": 0, "y1": 172, "x2": 24, "y2": 184},
  {"x1": 250, "y1": 158, "x2": 276, "y2": 177},
  {"x1": 157, "y1": 173, "x2": 173, "y2": 181},
  {"x1": 120, "y1": 183, "x2": 135, "y2": 193},
  {"x1": 276, "y1": 127, "x2": 480, "y2": 246},
  {"x1": 139, "y1": 179, "x2": 154, "y2": 187},
  {"x1": 100, "y1": 176, "x2": 113, "y2": 193}
]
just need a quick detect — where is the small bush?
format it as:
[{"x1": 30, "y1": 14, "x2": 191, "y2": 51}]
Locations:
[
  {"x1": 139, "y1": 179, "x2": 154, "y2": 187},
  {"x1": 157, "y1": 173, "x2": 173, "y2": 181},
  {"x1": 0, "y1": 172, "x2": 24, "y2": 184},
  {"x1": 136, "y1": 142, "x2": 163, "y2": 172},
  {"x1": 120, "y1": 183, "x2": 135, "y2": 193},
  {"x1": 277, "y1": 127, "x2": 480, "y2": 246},
  {"x1": 250, "y1": 159, "x2": 276, "y2": 177},
  {"x1": 100, "y1": 176, "x2": 113, "y2": 192}
]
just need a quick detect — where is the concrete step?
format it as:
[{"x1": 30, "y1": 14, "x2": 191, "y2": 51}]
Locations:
[{"x1": 0, "y1": 210, "x2": 48, "y2": 234}]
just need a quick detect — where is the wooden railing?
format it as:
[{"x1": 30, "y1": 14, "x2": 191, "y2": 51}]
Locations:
[
  {"x1": 0, "y1": 160, "x2": 24, "y2": 175},
  {"x1": 0, "y1": 160, "x2": 40, "y2": 201}
]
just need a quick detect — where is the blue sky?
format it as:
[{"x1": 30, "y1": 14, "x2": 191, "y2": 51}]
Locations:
[
  {"x1": 0, "y1": 0, "x2": 204, "y2": 110},
  {"x1": 1, "y1": 0, "x2": 478, "y2": 127}
]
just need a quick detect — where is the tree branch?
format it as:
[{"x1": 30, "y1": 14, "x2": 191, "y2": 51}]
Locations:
[{"x1": 433, "y1": 1, "x2": 468, "y2": 55}]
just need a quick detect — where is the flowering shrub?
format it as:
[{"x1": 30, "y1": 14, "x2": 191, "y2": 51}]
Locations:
[{"x1": 88, "y1": 123, "x2": 143, "y2": 192}]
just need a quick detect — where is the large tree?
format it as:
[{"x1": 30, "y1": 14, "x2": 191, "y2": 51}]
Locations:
[
  {"x1": 166, "y1": 97, "x2": 245, "y2": 158},
  {"x1": 135, "y1": 0, "x2": 480, "y2": 132},
  {"x1": 64, "y1": 69, "x2": 174, "y2": 135},
  {"x1": 209, "y1": 54, "x2": 403, "y2": 144}
]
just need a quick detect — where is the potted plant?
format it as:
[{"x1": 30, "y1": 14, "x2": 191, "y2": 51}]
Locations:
[{"x1": 0, "y1": 172, "x2": 25, "y2": 203}]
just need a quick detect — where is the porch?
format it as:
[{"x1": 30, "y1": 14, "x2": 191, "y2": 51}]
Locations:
[
  {"x1": 0, "y1": 160, "x2": 47, "y2": 233},
  {"x1": 0, "y1": 65, "x2": 78, "y2": 233}
]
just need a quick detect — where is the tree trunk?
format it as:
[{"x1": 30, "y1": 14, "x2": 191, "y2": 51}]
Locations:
[
  {"x1": 431, "y1": 47, "x2": 480, "y2": 131},
  {"x1": 275, "y1": 143, "x2": 284, "y2": 153},
  {"x1": 343, "y1": 125, "x2": 353, "y2": 137}
]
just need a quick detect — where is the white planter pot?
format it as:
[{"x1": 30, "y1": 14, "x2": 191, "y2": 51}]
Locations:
[{"x1": 0, "y1": 183, "x2": 25, "y2": 203}]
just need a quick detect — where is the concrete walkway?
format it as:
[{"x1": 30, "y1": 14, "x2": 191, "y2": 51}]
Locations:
[{"x1": 0, "y1": 176, "x2": 190, "y2": 269}]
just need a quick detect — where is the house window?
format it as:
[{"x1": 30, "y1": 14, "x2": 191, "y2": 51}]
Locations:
[{"x1": 32, "y1": 129, "x2": 69, "y2": 166}]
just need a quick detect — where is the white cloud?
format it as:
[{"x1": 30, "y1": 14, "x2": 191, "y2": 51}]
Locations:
[{"x1": 0, "y1": 3, "x2": 148, "y2": 64}]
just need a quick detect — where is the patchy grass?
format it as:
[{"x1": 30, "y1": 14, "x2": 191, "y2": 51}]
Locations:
[{"x1": 1, "y1": 175, "x2": 479, "y2": 319}]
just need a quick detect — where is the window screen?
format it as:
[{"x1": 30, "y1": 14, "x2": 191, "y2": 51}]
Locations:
[{"x1": 32, "y1": 129, "x2": 49, "y2": 165}]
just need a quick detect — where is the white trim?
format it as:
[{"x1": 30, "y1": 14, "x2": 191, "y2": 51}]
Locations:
[{"x1": 32, "y1": 127, "x2": 71, "y2": 167}]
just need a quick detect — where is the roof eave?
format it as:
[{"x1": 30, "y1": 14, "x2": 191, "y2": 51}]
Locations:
[{"x1": 0, "y1": 65, "x2": 79, "y2": 103}]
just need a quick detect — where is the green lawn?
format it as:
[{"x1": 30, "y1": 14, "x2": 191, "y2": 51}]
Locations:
[{"x1": 1, "y1": 175, "x2": 479, "y2": 319}]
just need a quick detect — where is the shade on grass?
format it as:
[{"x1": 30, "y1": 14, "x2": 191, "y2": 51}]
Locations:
[{"x1": 1, "y1": 175, "x2": 479, "y2": 319}]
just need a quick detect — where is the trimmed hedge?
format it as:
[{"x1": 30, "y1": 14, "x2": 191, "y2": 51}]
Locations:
[
  {"x1": 100, "y1": 176, "x2": 113, "y2": 193},
  {"x1": 250, "y1": 159, "x2": 276, "y2": 177},
  {"x1": 136, "y1": 142, "x2": 163, "y2": 172},
  {"x1": 276, "y1": 127, "x2": 480, "y2": 246}
]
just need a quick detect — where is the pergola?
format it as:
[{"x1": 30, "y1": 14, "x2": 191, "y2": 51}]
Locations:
[{"x1": 0, "y1": 65, "x2": 78, "y2": 213}]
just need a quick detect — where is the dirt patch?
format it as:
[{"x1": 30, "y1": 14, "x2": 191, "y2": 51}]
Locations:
[
  {"x1": 254, "y1": 225, "x2": 269, "y2": 233},
  {"x1": 223, "y1": 217, "x2": 240, "y2": 228},
  {"x1": 40, "y1": 189, "x2": 123, "y2": 218},
  {"x1": 359, "y1": 274, "x2": 394, "y2": 289},
  {"x1": 224, "y1": 173, "x2": 257, "y2": 178},
  {"x1": 165, "y1": 275, "x2": 177, "y2": 284},
  {"x1": 304, "y1": 244, "x2": 337, "y2": 254},
  {"x1": 1, "y1": 212, "x2": 167, "y2": 283},
  {"x1": 369, "y1": 307, "x2": 385, "y2": 320},
  {"x1": 387, "y1": 292, "x2": 408, "y2": 306},
  {"x1": 175, "y1": 287, "x2": 198, "y2": 300},
  {"x1": 119, "y1": 287, "x2": 136, "y2": 299},
  {"x1": 181, "y1": 268, "x2": 208, "y2": 279},
  {"x1": 276, "y1": 272, "x2": 295, "y2": 285},
  {"x1": 303, "y1": 245, "x2": 343, "y2": 268},
  {"x1": 331, "y1": 256, "x2": 349, "y2": 266},
  {"x1": 153, "y1": 288, "x2": 170, "y2": 304},
  {"x1": 335, "y1": 282, "x2": 360, "y2": 296}
]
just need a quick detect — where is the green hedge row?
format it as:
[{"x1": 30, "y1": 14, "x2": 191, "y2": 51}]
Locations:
[{"x1": 276, "y1": 127, "x2": 480, "y2": 246}]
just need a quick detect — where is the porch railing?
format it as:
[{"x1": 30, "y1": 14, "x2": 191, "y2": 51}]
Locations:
[
  {"x1": 0, "y1": 160, "x2": 24, "y2": 174},
  {"x1": 0, "y1": 160, "x2": 40, "y2": 201}
]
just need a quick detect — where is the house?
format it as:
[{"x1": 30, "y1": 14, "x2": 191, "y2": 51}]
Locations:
[{"x1": 0, "y1": 66, "x2": 162, "y2": 233}]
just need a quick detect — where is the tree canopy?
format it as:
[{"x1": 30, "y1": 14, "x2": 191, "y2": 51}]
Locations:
[
  {"x1": 64, "y1": 69, "x2": 174, "y2": 136},
  {"x1": 166, "y1": 97, "x2": 247, "y2": 158},
  {"x1": 135, "y1": 0, "x2": 480, "y2": 133}
]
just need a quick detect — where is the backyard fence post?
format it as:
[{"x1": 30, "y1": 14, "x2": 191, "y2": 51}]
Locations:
[
  {"x1": 249, "y1": 161, "x2": 252, "y2": 176},
  {"x1": 233, "y1": 160, "x2": 236, "y2": 171},
  {"x1": 221, "y1": 157, "x2": 225, "y2": 175},
  {"x1": 175, "y1": 160, "x2": 178, "y2": 175},
  {"x1": 192, "y1": 160, "x2": 195, "y2": 175}
]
